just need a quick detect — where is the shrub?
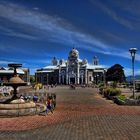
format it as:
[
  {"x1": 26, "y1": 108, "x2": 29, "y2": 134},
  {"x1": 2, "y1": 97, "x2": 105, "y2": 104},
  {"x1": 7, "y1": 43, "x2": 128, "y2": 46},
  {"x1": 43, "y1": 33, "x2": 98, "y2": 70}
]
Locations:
[
  {"x1": 103, "y1": 88, "x2": 121, "y2": 97},
  {"x1": 112, "y1": 82, "x2": 117, "y2": 88},
  {"x1": 136, "y1": 96, "x2": 140, "y2": 100},
  {"x1": 99, "y1": 87, "x2": 104, "y2": 94},
  {"x1": 98, "y1": 82, "x2": 105, "y2": 95},
  {"x1": 103, "y1": 88, "x2": 110, "y2": 97},
  {"x1": 109, "y1": 88, "x2": 121, "y2": 96},
  {"x1": 98, "y1": 82, "x2": 104, "y2": 88},
  {"x1": 117, "y1": 95, "x2": 127, "y2": 101}
]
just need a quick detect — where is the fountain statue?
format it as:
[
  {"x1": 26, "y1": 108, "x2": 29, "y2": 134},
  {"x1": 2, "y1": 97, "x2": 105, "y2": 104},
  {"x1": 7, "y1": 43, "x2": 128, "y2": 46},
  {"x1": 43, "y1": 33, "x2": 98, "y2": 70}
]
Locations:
[
  {"x1": 3, "y1": 64, "x2": 26, "y2": 103},
  {"x1": 0, "y1": 64, "x2": 46, "y2": 116}
]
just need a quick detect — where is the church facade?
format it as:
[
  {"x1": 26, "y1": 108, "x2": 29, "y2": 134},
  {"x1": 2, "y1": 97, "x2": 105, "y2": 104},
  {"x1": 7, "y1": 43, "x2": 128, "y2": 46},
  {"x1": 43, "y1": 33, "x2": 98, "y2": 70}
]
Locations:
[{"x1": 35, "y1": 48, "x2": 106, "y2": 85}]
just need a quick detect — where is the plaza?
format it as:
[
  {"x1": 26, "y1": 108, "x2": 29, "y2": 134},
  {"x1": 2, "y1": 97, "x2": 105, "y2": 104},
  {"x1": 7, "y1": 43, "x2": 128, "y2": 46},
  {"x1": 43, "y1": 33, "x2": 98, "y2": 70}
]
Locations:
[
  {"x1": 0, "y1": 86, "x2": 140, "y2": 140},
  {"x1": 0, "y1": 0, "x2": 140, "y2": 139}
]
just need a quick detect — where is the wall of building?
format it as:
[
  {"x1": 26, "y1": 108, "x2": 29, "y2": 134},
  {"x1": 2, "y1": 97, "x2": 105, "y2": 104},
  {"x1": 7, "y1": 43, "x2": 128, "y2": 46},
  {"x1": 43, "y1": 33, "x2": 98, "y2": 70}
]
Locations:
[
  {"x1": 36, "y1": 70, "x2": 59, "y2": 85},
  {"x1": 87, "y1": 70, "x2": 93, "y2": 84},
  {"x1": 0, "y1": 68, "x2": 30, "y2": 84}
]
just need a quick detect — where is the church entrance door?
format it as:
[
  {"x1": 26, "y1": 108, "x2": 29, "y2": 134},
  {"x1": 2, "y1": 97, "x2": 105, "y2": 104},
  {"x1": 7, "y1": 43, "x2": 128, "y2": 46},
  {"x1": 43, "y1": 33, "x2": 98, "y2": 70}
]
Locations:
[{"x1": 70, "y1": 78, "x2": 75, "y2": 84}]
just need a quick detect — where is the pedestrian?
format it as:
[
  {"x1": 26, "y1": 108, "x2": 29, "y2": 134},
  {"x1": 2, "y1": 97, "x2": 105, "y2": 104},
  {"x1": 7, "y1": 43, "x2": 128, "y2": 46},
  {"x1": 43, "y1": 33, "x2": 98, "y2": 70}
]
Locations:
[
  {"x1": 46, "y1": 96, "x2": 53, "y2": 115},
  {"x1": 52, "y1": 94, "x2": 56, "y2": 109},
  {"x1": 33, "y1": 94, "x2": 38, "y2": 103}
]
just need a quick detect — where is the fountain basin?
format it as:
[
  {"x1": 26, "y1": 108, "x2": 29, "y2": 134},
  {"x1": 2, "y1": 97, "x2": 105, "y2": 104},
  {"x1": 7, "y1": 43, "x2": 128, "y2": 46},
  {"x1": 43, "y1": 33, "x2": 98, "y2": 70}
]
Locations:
[
  {"x1": 0, "y1": 102, "x2": 36, "y2": 109},
  {"x1": 0, "y1": 102, "x2": 46, "y2": 116}
]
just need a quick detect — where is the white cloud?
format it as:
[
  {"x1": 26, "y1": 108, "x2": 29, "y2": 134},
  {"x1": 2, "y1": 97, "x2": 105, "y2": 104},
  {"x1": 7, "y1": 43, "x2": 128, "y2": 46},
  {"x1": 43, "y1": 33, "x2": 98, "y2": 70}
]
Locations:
[
  {"x1": 0, "y1": 2, "x2": 139, "y2": 62},
  {"x1": 124, "y1": 68, "x2": 140, "y2": 76},
  {"x1": 33, "y1": 7, "x2": 39, "y2": 10},
  {"x1": 0, "y1": 60, "x2": 17, "y2": 64},
  {"x1": 89, "y1": 0, "x2": 140, "y2": 30}
]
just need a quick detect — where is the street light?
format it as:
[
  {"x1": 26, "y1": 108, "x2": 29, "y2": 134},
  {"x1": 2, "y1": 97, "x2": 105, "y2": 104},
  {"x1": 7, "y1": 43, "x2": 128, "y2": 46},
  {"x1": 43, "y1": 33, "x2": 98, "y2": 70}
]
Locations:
[{"x1": 129, "y1": 48, "x2": 137, "y2": 98}]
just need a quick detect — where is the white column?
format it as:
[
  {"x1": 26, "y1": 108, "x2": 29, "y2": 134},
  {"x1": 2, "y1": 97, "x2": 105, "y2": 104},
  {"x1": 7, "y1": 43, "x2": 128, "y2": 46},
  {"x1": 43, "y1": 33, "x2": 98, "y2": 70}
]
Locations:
[
  {"x1": 81, "y1": 75, "x2": 83, "y2": 84},
  {"x1": 69, "y1": 77, "x2": 70, "y2": 84},
  {"x1": 85, "y1": 68, "x2": 87, "y2": 84},
  {"x1": 66, "y1": 63, "x2": 68, "y2": 85},
  {"x1": 77, "y1": 63, "x2": 79, "y2": 84},
  {"x1": 59, "y1": 66, "x2": 61, "y2": 84}
]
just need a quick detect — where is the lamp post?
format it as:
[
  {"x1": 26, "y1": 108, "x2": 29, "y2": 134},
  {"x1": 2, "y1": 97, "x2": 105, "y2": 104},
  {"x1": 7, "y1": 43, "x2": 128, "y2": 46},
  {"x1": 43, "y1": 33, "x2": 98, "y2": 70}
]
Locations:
[{"x1": 129, "y1": 48, "x2": 137, "y2": 98}]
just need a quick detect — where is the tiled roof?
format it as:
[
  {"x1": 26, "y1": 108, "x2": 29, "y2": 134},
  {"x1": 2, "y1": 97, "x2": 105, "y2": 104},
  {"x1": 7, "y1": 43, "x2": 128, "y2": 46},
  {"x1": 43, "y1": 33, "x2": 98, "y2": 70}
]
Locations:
[{"x1": 0, "y1": 68, "x2": 25, "y2": 74}]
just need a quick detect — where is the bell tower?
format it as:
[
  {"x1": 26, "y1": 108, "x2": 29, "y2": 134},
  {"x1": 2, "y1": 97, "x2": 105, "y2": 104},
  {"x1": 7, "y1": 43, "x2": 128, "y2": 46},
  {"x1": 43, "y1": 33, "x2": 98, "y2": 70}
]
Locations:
[
  {"x1": 68, "y1": 48, "x2": 79, "y2": 84},
  {"x1": 93, "y1": 56, "x2": 99, "y2": 65}
]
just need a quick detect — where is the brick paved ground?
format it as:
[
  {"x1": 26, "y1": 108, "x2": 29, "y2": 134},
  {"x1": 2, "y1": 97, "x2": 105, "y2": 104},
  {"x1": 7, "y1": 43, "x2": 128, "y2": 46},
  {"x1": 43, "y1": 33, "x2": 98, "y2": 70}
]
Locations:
[{"x1": 0, "y1": 86, "x2": 140, "y2": 140}]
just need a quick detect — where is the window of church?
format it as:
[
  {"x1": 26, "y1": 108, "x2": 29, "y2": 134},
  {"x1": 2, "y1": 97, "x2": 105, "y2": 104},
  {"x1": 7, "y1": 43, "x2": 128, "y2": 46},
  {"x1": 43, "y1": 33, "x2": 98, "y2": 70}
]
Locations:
[
  {"x1": 44, "y1": 77, "x2": 47, "y2": 81},
  {"x1": 89, "y1": 76, "x2": 92, "y2": 81}
]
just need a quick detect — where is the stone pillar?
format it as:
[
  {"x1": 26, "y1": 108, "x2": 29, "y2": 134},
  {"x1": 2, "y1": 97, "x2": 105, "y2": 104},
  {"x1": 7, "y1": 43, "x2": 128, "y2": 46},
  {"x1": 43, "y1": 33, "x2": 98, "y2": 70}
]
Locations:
[
  {"x1": 81, "y1": 75, "x2": 83, "y2": 84},
  {"x1": 69, "y1": 77, "x2": 70, "y2": 85},
  {"x1": 77, "y1": 63, "x2": 80, "y2": 84},
  {"x1": 66, "y1": 63, "x2": 68, "y2": 85},
  {"x1": 59, "y1": 66, "x2": 61, "y2": 84},
  {"x1": 85, "y1": 68, "x2": 87, "y2": 84}
]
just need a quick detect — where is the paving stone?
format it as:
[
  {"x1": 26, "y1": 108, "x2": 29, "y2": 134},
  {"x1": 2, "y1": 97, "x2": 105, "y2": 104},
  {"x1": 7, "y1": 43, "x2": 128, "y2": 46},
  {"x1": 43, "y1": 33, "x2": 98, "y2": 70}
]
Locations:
[{"x1": 0, "y1": 86, "x2": 140, "y2": 140}]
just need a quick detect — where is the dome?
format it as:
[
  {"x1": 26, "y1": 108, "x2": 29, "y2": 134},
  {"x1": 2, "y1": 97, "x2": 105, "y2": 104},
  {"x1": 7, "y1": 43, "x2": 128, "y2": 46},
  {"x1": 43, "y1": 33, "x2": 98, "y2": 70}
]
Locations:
[
  {"x1": 9, "y1": 75, "x2": 25, "y2": 83},
  {"x1": 69, "y1": 48, "x2": 79, "y2": 58}
]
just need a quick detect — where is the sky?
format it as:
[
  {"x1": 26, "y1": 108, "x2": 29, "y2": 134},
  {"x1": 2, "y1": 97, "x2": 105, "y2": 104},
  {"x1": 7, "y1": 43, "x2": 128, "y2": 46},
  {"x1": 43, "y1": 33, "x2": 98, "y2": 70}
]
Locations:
[{"x1": 0, "y1": 0, "x2": 140, "y2": 76}]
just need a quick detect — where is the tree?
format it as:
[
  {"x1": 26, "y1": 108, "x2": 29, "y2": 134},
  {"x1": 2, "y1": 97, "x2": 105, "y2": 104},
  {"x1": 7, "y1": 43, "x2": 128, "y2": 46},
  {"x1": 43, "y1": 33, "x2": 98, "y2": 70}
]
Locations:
[
  {"x1": 30, "y1": 75, "x2": 35, "y2": 83},
  {"x1": 106, "y1": 64, "x2": 126, "y2": 83}
]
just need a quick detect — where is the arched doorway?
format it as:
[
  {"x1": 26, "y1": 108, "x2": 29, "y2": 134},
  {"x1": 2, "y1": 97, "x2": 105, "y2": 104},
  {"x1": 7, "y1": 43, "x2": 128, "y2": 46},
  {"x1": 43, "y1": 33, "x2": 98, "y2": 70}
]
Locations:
[
  {"x1": 69, "y1": 73, "x2": 76, "y2": 84},
  {"x1": 70, "y1": 77, "x2": 75, "y2": 84}
]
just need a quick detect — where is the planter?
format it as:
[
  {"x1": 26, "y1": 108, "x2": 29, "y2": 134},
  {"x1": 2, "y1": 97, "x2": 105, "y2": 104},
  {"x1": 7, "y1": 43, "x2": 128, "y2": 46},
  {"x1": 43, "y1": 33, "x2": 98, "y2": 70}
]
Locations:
[
  {"x1": 113, "y1": 97, "x2": 126, "y2": 105},
  {"x1": 113, "y1": 97, "x2": 140, "y2": 106},
  {"x1": 125, "y1": 99, "x2": 140, "y2": 106}
]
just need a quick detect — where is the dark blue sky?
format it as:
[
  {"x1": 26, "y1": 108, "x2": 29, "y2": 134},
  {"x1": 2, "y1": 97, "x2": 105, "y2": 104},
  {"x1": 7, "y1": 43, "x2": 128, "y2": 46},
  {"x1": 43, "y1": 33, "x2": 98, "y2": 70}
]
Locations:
[{"x1": 0, "y1": 0, "x2": 140, "y2": 75}]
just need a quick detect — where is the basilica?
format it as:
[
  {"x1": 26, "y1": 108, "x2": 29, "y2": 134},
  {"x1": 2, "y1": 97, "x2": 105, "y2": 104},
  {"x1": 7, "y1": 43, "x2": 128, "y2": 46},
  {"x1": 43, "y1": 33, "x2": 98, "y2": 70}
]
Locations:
[{"x1": 36, "y1": 48, "x2": 106, "y2": 85}]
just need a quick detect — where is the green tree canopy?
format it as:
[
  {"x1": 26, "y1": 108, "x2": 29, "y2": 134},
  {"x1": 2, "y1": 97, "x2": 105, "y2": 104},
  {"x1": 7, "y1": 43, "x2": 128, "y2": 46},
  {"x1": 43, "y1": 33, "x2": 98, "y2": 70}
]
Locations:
[
  {"x1": 106, "y1": 64, "x2": 126, "y2": 83},
  {"x1": 30, "y1": 75, "x2": 35, "y2": 83}
]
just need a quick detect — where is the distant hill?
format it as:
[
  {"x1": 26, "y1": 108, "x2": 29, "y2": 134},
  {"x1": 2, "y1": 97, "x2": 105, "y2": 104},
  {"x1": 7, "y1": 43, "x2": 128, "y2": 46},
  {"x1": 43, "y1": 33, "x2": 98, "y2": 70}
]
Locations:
[{"x1": 126, "y1": 75, "x2": 140, "y2": 82}]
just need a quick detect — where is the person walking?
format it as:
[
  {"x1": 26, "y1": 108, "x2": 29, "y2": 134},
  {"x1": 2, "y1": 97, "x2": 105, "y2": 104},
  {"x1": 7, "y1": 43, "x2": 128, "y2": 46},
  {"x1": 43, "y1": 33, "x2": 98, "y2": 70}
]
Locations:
[{"x1": 46, "y1": 96, "x2": 53, "y2": 115}]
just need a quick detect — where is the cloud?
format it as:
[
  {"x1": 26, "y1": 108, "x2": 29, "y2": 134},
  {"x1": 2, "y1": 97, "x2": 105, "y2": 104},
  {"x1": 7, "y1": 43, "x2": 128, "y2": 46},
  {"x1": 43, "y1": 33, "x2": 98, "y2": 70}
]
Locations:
[
  {"x1": 0, "y1": 2, "x2": 139, "y2": 62},
  {"x1": 0, "y1": 30, "x2": 38, "y2": 40},
  {"x1": 124, "y1": 68, "x2": 140, "y2": 76},
  {"x1": 0, "y1": 60, "x2": 17, "y2": 65},
  {"x1": 96, "y1": 30, "x2": 126, "y2": 44},
  {"x1": 33, "y1": 7, "x2": 39, "y2": 11},
  {"x1": 89, "y1": 0, "x2": 140, "y2": 30},
  {"x1": 111, "y1": 0, "x2": 140, "y2": 17}
]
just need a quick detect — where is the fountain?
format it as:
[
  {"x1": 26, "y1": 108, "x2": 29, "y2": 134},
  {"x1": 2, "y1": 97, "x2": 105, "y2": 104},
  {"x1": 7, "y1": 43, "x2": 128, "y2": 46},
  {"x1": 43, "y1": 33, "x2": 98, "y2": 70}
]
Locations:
[
  {"x1": 3, "y1": 64, "x2": 26, "y2": 102},
  {"x1": 0, "y1": 64, "x2": 46, "y2": 116}
]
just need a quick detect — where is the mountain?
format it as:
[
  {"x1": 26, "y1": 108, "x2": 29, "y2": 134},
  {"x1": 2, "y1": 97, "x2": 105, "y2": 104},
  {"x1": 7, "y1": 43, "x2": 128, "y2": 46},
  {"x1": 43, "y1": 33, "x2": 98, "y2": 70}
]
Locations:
[{"x1": 126, "y1": 75, "x2": 140, "y2": 82}]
